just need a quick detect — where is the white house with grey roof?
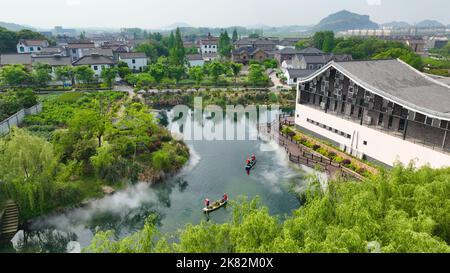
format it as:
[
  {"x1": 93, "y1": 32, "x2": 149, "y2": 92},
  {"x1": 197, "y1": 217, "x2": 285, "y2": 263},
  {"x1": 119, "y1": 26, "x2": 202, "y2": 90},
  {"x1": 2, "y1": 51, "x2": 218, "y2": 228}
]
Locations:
[
  {"x1": 72, "y1": 54, "x2": 116, "y2": 77},
  {"x1": 16, "y1": 39, "x2": 49, "y2": 54},
  {"x1": 295, "y1": 59, "x2": 450, "y2": 168},
  {"x1": 118, "y1": 52, "x2": 147, "y2": 72}
]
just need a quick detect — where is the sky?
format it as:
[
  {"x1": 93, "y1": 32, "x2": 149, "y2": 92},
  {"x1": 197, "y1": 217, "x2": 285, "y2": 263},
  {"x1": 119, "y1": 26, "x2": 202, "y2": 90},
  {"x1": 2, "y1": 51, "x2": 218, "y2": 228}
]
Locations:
[{"x1": 0, "y1": 0, "x2": 449, "y2": 30}]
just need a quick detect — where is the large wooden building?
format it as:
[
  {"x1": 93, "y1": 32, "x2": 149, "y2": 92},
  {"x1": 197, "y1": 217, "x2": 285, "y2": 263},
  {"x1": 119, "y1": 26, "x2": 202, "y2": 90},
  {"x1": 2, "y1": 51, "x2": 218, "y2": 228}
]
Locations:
[{"x1": 295, "y1": 59, "x2": 450, "y2": 168}]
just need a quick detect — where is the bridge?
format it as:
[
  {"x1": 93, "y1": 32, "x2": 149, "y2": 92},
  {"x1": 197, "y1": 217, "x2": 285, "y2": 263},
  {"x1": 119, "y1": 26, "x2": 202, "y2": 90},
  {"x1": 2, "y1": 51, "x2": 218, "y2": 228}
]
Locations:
[{"x1": 0, "y1": 200, "x2": 19, "y2": 243}]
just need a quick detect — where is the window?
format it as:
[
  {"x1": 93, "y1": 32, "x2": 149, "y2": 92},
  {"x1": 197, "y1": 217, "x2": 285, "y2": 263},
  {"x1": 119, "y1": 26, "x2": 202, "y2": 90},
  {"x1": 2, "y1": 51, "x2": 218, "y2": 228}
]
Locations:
[
  {"x1": 363, "y1": 141, "x2": 368, "y2": 146},
  {"x1": 30, "y1": 47, "x2": 34, "y2": 51},
  {"x1": 72, "y1": 49, "x2": 77, "y2": 54},
  {"x1": 440, "y1": 120, "x2": 449, "y2": 129},
  {"x1": 378, "y1": 113, "x2": 384, "y2": 126},
  {"x1": 19, "y1": 47, "x2": 24, "y2": 52},
  {"x1": 388, "y1": 116, "x2": 393, "y2": 128},
  {"x1": 399, "y1": 119, "x2": 406, "y2": 131},
  {"x1": 93, "y1": 65, "x2": 98, "y2": 70},
  {"x1": 426, "y1": 117, "x2": 433, "y2": 126},
  {"x1": 37, "y1": 47, "x2": 41, "y2": 51},
  {"x1": 132, "y1": 59, "x2": 136, "y2": 64}
]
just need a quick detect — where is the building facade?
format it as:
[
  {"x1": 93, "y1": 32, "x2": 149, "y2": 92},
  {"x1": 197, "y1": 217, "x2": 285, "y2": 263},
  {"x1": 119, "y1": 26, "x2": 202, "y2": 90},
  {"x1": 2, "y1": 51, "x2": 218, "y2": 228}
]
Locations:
[
  {"x1": 295, "y1": 59, "x2": 450, "y2": 168},
  {"x1": 17, "y1": 40, "x2": 49, "y2": 54},
  {"x1": 118, "y1": 52, "x2": 147, "y2": 72}
]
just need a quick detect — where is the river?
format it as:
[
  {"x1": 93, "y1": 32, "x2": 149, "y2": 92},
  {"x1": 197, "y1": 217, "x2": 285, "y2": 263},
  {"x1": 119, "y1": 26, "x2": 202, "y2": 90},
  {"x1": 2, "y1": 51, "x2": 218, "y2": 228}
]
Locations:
[{"x1": 4, "y1": 108, "x2": 321, "y2": 253}]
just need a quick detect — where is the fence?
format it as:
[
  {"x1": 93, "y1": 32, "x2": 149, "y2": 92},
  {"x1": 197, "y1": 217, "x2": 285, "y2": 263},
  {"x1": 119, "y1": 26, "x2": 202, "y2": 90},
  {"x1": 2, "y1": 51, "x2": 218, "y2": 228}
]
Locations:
[{"x1": 0, "y1": 103, "x2": 43, "y2": 135}]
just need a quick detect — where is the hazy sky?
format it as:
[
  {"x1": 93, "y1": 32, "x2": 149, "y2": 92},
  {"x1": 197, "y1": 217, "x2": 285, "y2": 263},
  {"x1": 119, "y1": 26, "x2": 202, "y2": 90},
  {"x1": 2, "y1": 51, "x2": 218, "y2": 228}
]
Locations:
[{"x1": 1, "y1": 0, "x2": 449, "y2": 29}]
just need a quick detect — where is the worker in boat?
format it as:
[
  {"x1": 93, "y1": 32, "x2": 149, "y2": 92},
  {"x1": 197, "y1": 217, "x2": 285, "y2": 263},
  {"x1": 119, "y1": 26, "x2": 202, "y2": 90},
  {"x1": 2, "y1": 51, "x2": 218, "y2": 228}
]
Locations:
[
  {"x1": 251, "y1": 154, "x2": 256, "y2": 162},
  {"x1": 204, "y1": 198, "x2": 210, "y2": 208},
  {"x1": 246, "y1": 158, "x2": 251, "y2": 166},
  {"x1": 222, "y1": 193, "x2": 228, "y2": 203}
]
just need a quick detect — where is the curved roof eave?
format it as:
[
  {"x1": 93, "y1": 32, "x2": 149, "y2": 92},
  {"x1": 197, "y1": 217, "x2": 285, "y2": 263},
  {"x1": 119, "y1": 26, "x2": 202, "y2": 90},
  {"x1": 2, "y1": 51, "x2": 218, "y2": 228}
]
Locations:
[{"x1": 297, "y1": 61, "x2": 450, "y2": 121}]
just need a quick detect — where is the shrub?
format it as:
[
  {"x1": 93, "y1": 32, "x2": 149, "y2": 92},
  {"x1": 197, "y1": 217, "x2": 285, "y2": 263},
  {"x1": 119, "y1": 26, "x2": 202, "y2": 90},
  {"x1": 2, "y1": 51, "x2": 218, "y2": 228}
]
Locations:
[
  {"x1": 312, "y1": 144, "x2": 321, "y2": 151},
  {"x1": 341, "y1": 159, "x2": 352, "y2": 166}
]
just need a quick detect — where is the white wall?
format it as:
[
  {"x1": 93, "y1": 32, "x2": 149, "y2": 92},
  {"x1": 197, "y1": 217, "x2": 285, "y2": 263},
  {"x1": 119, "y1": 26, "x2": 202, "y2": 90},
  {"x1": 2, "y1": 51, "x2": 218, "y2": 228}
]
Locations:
[
  {"x1": 188, "y1": 60, "x2": 205, "y2": 67},
  {"x1": 90, "y1": 64, "x2": 112, "y2": 77},
  {"x1": 17, "y1": 44, "x2": 42, "y2": 54},
  {"x1": 201, "y1": 44, "x2": 218, "y2": 54},
  {"x1": 295, "y1": 103, "x2": 450, "y2": 168},
  {"x1": 284, "y1": 70, "x2": 297, "y2": 86},
  {"x1": 119, "y1": 57, "x2": 147, "y2": 72}
]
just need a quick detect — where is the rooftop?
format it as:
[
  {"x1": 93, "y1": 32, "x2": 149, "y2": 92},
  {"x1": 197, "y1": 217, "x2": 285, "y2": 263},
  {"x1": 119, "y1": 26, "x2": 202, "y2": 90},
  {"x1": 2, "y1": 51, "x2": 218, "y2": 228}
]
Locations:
[
  {"x1": 300, "y1": 59, "x2": 450, "y2": 120},
  {"x1": 32, "y1": 55, "x2": 72, "y2": 66},
  {"x1": 187, "y1": 54, "x2": 203, "y2": 61},
  {"x1": 0, "y1": 54, "x2": 32, "y2": 66},
  {"x1": 72, "y1": 54, "x2": 116, "y2": 65},
  {"x1": 118, "y1": 52, "x2": 147, "y2": 59}
]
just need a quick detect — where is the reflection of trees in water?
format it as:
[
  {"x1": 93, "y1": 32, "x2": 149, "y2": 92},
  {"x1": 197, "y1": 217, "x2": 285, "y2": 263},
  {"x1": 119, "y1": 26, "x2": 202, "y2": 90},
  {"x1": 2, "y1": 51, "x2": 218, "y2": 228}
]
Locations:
[
  {"x1": 14, "y1": 229, "x2": 77, "y2": 253},
  {"x1": 152, "y1": 177, "x2": 189, "y2": 207},
  {"x1": 85, "y1": 203, "x2": 164, "y2": 239}
]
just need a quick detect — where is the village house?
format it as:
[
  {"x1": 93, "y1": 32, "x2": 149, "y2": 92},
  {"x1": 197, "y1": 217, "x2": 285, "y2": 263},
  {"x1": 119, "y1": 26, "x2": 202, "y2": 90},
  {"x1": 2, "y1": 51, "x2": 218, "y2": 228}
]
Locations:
[
  {"x1": 295, "y1": 59, "x2": 450, "y2": 168},
  {"x1": 231, "y1": 47, "x2": 270, "y2": 64},
  {"x1": 186, "y1": 54, "x2": 205, "y2": 67},
  {"x1": 67, "y1": 41, "x2": 96, "y2": 61},
  {"x1": 16, "y1": 39, "x2": 49, "y2": 54},
  {"x1": 274, "y1": 47, "x2": 301, "y2": 64},
  {"x1": 234, "y1": 37, "x2": 277, "y2": 51},
  {"x1": 200, "y1": 33, "x2": 219, "y2": 54},
  {"x1": 72, "y1": 53, "x2": 116, "y2": 77},
  {"x1": 202, "y1": 52, "x2": 219, "y2": 62},
  {"x1": 31, "y1": 55, "x2": 72, "y2": 80},
  {"x1": 118, "y1": 52, "x2": 148, "y2": 72}
]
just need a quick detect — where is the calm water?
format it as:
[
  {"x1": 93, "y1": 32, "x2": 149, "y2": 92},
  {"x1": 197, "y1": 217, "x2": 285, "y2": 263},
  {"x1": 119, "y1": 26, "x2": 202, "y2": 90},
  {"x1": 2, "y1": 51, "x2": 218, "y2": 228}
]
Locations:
[{"x1": 3, "y1": 109, "x2": 319, "y2": 253}]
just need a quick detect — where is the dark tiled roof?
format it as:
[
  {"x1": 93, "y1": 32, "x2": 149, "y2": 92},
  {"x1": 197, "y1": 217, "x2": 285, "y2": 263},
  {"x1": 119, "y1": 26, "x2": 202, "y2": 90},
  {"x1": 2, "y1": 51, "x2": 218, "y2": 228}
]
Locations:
[
  {"x1": 303, "y1": 59, "x2": 450, "y2": 120},
  {"x1": 72, "y1": 54, "x2": 116, "y2": 65},
  {"x1": 67, "y1": 42, "x2": 96, "y2": 49},
  {"x1": 278, "y1": 47, "x2": 300, "y2": 54},
  {"x1": 297, "y1": 47, "x2": 324, "y2": 55},
  {"x1": 0, "y1": 54, "x2": 32, "y2": 66},
  {"x1": 32, "y1": 56, "x2": 72, "y2": 66},
  {"x1": 118, "y1": 52, "x2": 147, "y2": 59},
  {"x1": 19, "y1": 39, "x2": 48, "y2": 47},
  {"x1": 187, "y1": 54, "x2": 203, "y2": 61},
  {"x1": 82, "y1": 48, "x2": 114, "y2": 57},
  {"x1": 286, "y1": 69, "x2": 316, "y2": 79}
]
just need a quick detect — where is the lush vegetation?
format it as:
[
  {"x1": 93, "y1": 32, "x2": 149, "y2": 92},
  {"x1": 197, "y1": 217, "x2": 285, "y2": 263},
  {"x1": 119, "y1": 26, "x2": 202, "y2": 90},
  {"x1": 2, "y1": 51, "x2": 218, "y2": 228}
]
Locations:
[
  {"x1": 0, "y1": 63, "x2": 113, "y2": 89},
  {"x1": 0, "y1": 27, "x2": 51, "y2": 53},
  {"x1": 85, "y1": 164, "x2": 450, "y2": 253},
  {"x1": 125, "y1": 59, "x2": 270, "y2": 89},
  {"x1": 0, "y1": 91, "x2": 189, "y2": 220},
  {"x1": 0, "y1": 89, "x2": 37, "y2": 120},
  {"x1": 144, "y1": 89, "x2": 296, "y2": 111},
  {"x1": 297, "y1": 32, "x2": 424, "y2": 70}
]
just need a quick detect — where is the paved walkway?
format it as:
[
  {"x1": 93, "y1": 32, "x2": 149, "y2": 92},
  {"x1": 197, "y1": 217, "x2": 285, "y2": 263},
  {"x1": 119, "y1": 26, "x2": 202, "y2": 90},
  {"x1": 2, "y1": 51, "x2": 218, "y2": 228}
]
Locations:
[{"x1": 259, "y1": 118, "x2": 364, "y2": 180}]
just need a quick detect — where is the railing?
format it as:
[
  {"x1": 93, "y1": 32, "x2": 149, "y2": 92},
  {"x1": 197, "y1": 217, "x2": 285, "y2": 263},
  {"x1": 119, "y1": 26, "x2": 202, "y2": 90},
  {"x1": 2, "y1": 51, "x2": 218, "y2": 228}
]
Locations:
[{"x1": 0, "y1": 103, "x2": 43, "y2": 136}]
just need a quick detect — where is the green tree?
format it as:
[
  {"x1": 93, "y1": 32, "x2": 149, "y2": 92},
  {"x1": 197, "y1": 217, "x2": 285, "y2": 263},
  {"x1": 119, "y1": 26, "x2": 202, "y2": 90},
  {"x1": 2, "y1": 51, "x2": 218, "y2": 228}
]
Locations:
[
  {"x1": 248, "y1": 64, "x2": 269, "y2": 86},
  {"x1": 73, "y1": 65, "x2": 95, "y2": 85},
  {"x1": 169, "y1": 28, "x2": 186, "y2": 66},
  {"x1": 0, "y1": 64, "x2": 31, "y2": 87},
  {"x1": 169, "y1": 65, "x2": 185, "y2": 84},
  {"x1": 148, "y1": 62, "x2": 166, "y2": 83},
  {"x1": 218, "y1": 31, "x2": 232, "y2": 58},
  {"x1": 101, "y1": 67, "x2": 118, "y2": 88},
  {"x1": 54, "y1": 65, "x2": 74, "y2": 87},
  {"x1": 205, "y1": 61, "x2": 227, "y2": 84},
  {"x1": 0, "y1": 128, "x2": 60, "y2": 219},
  {"x1": 373, "y1": 48, "x2": 424, "y2": 70},
  {"x1": 188, "y1": 66, "x2": 204, "y2": 85},
  {"x1": 232, "y1": 29, "x2": 238, "y2": 43},
  {"x1": 229, "y1": 62, "x2": 243, "y2": 84},
  {"x1": 32, "y1": 63, "x2": 52, "y2": 87},
  {"x1": 117, "y1": 61, "x2": 132, "y2": 78}
]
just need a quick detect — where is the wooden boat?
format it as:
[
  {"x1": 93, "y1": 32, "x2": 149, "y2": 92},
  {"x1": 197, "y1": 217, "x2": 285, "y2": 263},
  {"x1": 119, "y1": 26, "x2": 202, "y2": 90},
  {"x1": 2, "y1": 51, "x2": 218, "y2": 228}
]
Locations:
[
  {"x1": 245, "y1": 159, "x2": 257, "y2": 171},
  {"x1": 203, "y1": 199, "x2": 227, "y2": 213}
]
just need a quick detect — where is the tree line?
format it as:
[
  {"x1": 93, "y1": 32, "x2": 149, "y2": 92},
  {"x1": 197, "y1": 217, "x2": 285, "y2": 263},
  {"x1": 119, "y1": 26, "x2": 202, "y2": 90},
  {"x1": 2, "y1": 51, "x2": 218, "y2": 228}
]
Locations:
[
  {"x1": 85, "y1": 164, "x2": 450, "y2": 253},
  {"x1": 295, "y1": 31, "x2": 424, "y2": 70}
]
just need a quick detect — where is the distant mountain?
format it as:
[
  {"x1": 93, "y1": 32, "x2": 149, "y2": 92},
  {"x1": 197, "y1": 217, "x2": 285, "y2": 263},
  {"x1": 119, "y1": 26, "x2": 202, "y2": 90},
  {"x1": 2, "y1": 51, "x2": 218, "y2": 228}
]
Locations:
[
  {"x1": 163, "y1": 22, "x2": 192, "y2": 30},
  {"x1": 381, "y1": 21, "x2": 411, "y2": 29},
  {"x1": 0, "y1": 21, "x2": 35, "y2": 31},
  {"x1": 416, "y1": 20, "x2": 445, "y2": 28},
  {"x1": 312, "y1": 10, "x2": 379, "y2": 32}
]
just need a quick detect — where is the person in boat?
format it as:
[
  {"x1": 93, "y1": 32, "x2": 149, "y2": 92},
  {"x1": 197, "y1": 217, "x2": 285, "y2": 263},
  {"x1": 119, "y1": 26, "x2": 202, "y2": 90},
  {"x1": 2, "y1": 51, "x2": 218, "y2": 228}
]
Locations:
[
  {"x1": 222, "y1": 193, "x2": 228, "y2": 203},
  {"x1": 251, "y1": 154, "x2": 256, "y2": 162},
  {"x1": 204, "y1": 198, "x2": 210, "y2": 208}
]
